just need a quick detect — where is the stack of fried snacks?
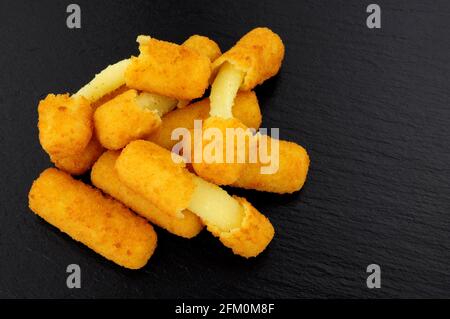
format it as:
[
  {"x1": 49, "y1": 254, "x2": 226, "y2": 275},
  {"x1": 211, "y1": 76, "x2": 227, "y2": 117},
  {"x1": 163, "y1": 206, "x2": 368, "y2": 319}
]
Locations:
[{"x1": 28, "y1": 28, "x2": 310, "y2": 269}]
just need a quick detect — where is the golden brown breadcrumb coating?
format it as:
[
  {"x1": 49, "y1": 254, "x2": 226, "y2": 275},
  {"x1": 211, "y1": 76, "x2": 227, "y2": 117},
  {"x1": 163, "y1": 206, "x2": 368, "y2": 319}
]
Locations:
[
  {"x1": 205, "y1": 196, "x2": 274, "y2": 258},
  {"x1": 189, "y1": 116, "x2": 309, "y2": 193},
  {"x1": 115, "y1": 140, "x2": 195, "y2": 219},
  {"x1": 191, "y1": 116, "x2": 249, "y2": 185},
  {"x1": 50, "y1": 136, "x2": 104, "y2": 175},
  {"x1": 92, "y1": 85, "x2": 129, "y2": 109},
  {"x1": 94, "y1": 89, "x2": 161, "y2": 150},
  {"x1": 125, "y1": 36, "x2": 211, "y2": 100},
  {"x1": 114, "y1": 140, "x2": 274, "y2": 257},
  {"x1": 182, "y1": 35, "x2": 222, "y2": 62},
  {"x1": 212, "y1": 27, "x2": 285, "y2": 91},
  {"x1": 148, "y1": 91, "x2": 261, "y2": 150},
  {"x1": 38, "y1": 94, "x2": 93, "y2": 157},
  {"x1": 91, "y1": 151, "x2": 203, "y2": 238},
  {"x1": 28, "y1": 168, "x2": 157, "y2": 269},
  {"x1": 229, "y1": 91, "x2": 262, "y2": 129},
  {"x1": 232, "y1": 138, "x2": 310, "y2": 194},
  {"x1": 27, "y1": 28, "x2": 310, "y2": 264}
]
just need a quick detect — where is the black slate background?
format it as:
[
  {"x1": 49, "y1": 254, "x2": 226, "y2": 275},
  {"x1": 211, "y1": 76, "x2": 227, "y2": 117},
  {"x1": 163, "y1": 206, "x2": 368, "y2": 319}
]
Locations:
[{"x1": 0, "y1": 0, "x2": 449, "y2": 298}]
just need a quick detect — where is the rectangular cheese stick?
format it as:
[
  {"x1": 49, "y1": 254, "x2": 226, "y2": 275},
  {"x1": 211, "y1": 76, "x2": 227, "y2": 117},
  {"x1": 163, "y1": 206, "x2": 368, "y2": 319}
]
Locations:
[
  {"x1": 91, "y1": 151, "x2": 203, "y2": 238},
  {"x1": 28, "y1": 168, "x2": 157, "y2": 269},
  {"x1": 116, "y1": 140, "x2": 274, "y2": 258}
]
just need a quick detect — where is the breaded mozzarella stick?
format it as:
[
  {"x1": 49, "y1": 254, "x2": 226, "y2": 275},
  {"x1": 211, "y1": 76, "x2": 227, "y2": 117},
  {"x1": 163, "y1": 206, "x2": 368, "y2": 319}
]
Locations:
[
  {"x1": 125, "y1": 36, "x2": 211, "y2": 100},
  {"x1": 28, "y1": 168, "x2": 157, "y2": 269},
  {"x1": 115, "y1": 140, "x2": 274, "y2": 258},
  {"x1": 92, "y1": 85, "x2": 129, "y2": 109},
  {"x1": 183, "y1": 35, "x2": 222, "y2": 63},
  {"x1": 191, "y1": 116, "x2": 250, "y2": 185},
  {"x1": 191, "y1": 28, "x2": 309, "y2": 193},
  {"x1": 91, "y1": 151, "x2": 203, "y2": 238},
  {"x1": 176, "y1": 35, "x2": 222, "y2": 108}
]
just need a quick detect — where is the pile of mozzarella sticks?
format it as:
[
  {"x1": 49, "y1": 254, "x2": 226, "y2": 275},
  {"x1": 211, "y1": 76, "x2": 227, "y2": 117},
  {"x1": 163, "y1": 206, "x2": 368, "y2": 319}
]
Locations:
[{"x1": 28, "y1": 28, "x2": 310, "y2": 269}]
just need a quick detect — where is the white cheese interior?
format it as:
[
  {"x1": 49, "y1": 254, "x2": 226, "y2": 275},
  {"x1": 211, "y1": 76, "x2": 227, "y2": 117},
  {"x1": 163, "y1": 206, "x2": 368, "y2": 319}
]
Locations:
[
  {"x1": 135, "y1": 92, "x2": 178, "y2": 117},
  {"x1": 188, "y1": 176, "x2": 244, "y2": 231},
  {"x1": 209, "y1": 62, "x2": 244, "y2": 119}
]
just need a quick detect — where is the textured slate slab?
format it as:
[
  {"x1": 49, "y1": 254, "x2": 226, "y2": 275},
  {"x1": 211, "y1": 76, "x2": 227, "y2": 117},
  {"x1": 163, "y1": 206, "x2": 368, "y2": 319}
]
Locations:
[{"x1": 0, "y1": 0, "x2": 449, "y2": 298}]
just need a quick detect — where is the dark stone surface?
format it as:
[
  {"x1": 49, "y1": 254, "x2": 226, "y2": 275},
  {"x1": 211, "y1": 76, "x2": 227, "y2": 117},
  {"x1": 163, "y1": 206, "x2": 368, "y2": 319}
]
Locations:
[{"x1": 0, "y1": 0, "x2": 449, "y2": 298}]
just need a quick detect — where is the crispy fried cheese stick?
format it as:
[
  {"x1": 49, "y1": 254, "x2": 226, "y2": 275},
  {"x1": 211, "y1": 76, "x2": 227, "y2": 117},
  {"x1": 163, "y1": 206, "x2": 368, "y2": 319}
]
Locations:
[
  {"x1": 77, "y1": 35, "x2": 217, "y2": 109},
  {"x1": 176, "y1": 34, "x2": 222, "y2": 108},
  {"x1": 50, "y1": 136, "x2": 104, "y2": 175},
  {"x1": 92, "y1": 85, "x2": 129, "y2": 109},
  {"x1": 191, "y1": 117, "x2": 250, "y2": 185},
  {"x1": 38, "y1": 94, "x2": 93, "y2": 158},
  {"x1": 183, "y1": 35, "x2": 222, "y2": 62},
  {"x1": 125, "y1": 36, "x2": 211, "y2": 100},
  {"x1": 115, "y1": 140, "x2": 195, "y2": 219},
  {"x1": 115, "y1": 140, "x2": 274, "y2": 257},
  {"x1": 210, "y1": 27, "x2": 284, "y2": 117},
  {"x1": 91, "y1": 151, "x2": 203, "y2": 238},
  {"x1": 210, "y1": 62, "x2": 245, "y2": 118},
  {"x1": 94, "y1": 89, "x2": 177, "y2": 150},
  {"x1": 28, "y1": 168, "x2": 157, "y2": 269},
  {"x1": 148, "y1": 91, "x2": 261, "y2": 150}
]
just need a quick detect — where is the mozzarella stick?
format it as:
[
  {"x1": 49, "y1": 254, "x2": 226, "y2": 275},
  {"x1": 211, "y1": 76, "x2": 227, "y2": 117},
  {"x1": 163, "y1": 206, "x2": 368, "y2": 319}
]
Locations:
[
  {"x1": 125, "y1": 36, "x2": 211, "y2": 100},
  {"x1": 191, "y1": 116, "x2": 250, "y2": 185},
  {"x1": 75, "y1": 59, "x2": 131, "y2": 103},
  {"x1": 115, "y1": 140, "x2": 274, "y2": 258},
  {"x1": 91, "y1": 151, "x2": 203, "y2": 238},
  {"x1": 232, "y1": 138, "x2": 310, "y2": 194},
  {"x1": 148, "y1": 91, "x2": 261, "y2": 150},
  {"x1": 94, "y1": 89, "x2": 177, "y2": 150},
  {"x1": 28, "y1": 168, "x2": 157, "y2": 269},
  {"x1": 77, "y1": 36, "x2": 217, "y2": 109},
  {"x1": 191, "y1": 116, "x2": 310, "y2": 193},
  {"x1": 50, "y1": 136, "x2": 104, "y2": 175},
  {"x1": 210, "y1": 27, "x2": 284, "y2": 117},
  {"x1": 38, "y1": 94, "x2": 93, "y2": 158},
  {"x1": 188, "y1": 28, "x2": 308, "y2": 192}
]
